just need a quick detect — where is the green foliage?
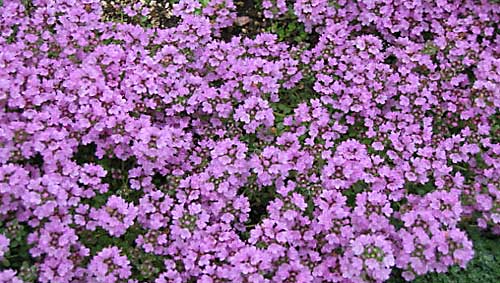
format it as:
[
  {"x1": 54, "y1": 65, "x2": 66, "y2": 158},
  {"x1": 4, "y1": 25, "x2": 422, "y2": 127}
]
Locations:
[
  {"x1": 269, "y1": 74, "x2": 318, "y2": 134},
  {"x1": 405, "y1": 181, "x2": 436, "y2": 196},
  {"x1": 21, "y1": 0, "x2": 34, "y2": 15},
  {"x1": 268, "y1": 18, "x2": 309, "y2": 44},
  {"x1": 343, "y1": 181, "x2": 369, "y2": 207},
  {"x1": 0, "y1": 220, "x2": 36, "y2": 281},
  {"x1": 491, "y1": 111, "x2": 500, "y2": 144},
  {"x1": 6, "y1": 25, "x2": 19, "y2": 44}
]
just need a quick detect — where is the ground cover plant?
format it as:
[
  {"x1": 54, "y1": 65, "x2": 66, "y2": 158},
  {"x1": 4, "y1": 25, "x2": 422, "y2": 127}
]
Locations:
[{"x1": 0, "y1": 0, "x2": 499, "y2": 282}]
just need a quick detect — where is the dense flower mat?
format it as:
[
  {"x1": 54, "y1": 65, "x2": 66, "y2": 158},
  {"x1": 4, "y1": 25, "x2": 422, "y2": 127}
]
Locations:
[{"x1": 0, "y1": 0, "x2": 499, "y2": 282}]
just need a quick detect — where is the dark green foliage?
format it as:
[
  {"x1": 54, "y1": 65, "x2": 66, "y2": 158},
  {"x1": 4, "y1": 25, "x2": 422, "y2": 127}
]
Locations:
[
  {"x1": 267, "y1": 13, "x2": 309, "y2": 45},
  {"x1": 0, "y1": 220, "x2": 37, "y2": 282},
  {"x1": 343, "y1": 181, "x2": 369, "y2": 207},
  {"x1": 405, "y1": 181, "x2": 435, "y2": 196}
]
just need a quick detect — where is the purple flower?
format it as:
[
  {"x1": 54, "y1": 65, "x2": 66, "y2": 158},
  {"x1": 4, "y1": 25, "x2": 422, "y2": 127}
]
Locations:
[
  {"x1": 0, "y1": 234, "x2": 9, "y2": 259},
  {"x1": 88, "y1": 195, "x2": 138, "y2": 237},
  {"x1": 87, "y1": 246, "x2": 132, "y2": 283}
]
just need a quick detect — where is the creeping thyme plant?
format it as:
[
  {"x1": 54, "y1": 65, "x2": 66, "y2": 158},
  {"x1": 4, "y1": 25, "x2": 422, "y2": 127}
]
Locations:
[{"x1": 0, "y1": 0, "x2": 499, "y2": 282}]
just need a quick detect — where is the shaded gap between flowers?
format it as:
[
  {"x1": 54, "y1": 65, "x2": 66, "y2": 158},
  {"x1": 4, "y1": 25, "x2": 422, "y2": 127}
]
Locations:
[{"x1": 238, "y1": 184, "x2": 276, "y2": 240}]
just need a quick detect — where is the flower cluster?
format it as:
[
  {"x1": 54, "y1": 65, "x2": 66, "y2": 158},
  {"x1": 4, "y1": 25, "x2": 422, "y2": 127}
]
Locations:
[
  {"x1": 87, "y1": 246, "x2": 132, "y2": 283},
  {"x1": 88, "y1": 195, "x2": 138, "y2": 237},
  {"x1": 0, "y1": 233, "x2": 9, "y2": 259},
  {"x1": 0, "y1": 0, "x2": 498, "y2": 282},
  {"x1": 0, "y1": 269, "x2": 23, "y2": 283},
  {"x1": 340, "y1": 235, "x2": 395, "y2": 282},
  {"x1": 234, "y1": 96, "x2": 275, "y2": 133},
  {"x1": 395, "y1": 190, "x2": 474, "y2": 280},
  {"x1": 262, "y1": 0, "x2": 288, "y2": 19}
]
